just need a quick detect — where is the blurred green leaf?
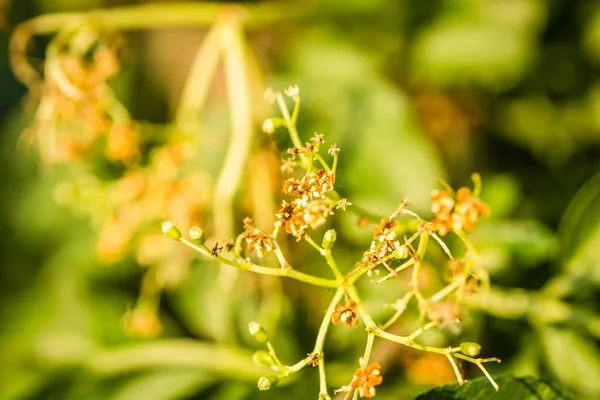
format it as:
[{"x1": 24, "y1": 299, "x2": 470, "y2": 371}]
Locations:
[
  {"x1": 476, "y1": 220, "x2": 555, "y2": 269},
  {"x1": 111, "y1": 370, "x2": 214, "y2": 400},
  {"x1": 556, "y1": 172, "x2": 600, "y2": 285},
  {"x1": 414, "y1": 374, "x2": 572, "y2": 399},
  {"x1": 540, "y1": 327, "x2": 600, "y2": 397}
]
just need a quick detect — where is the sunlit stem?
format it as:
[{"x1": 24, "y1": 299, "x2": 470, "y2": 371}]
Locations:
[
  {"x1": 276, "y1": 93, "x2": 308, "y2": 167},
  {"x1": 475, "y1": 362, "x2": 499, "y2": 391},
  {"x1": 286, "y1": 354, "x2": 313, "y2": 375},
  {"x1": 314, "y1": 153, "x2": 332, "y2": 172},
  {"x1": 179, "y1": 238, "x2": 338, "y2": 288},
  {"x1": 266, "y1": 340, "x2": 287, "y2": 372},
  {"x1": 362, "y1": 330, "x2": 375, "y2": 363},
  {"x1": 371, "y1": 258, "x2": 415, "y2": 284},
  {"x1": 429, "y1": 279, "x2": 462, "y2": 303},
  {"x1": 431, "y1": 232, "x2": 454, "y2": 260},
  {"x1": 380, "y1": 292, "x2": 413, "y2": 330},
  {"x1": 408, "y1": 321, "x2": 438, "y2": 341},
  {"x1": 331, "y1": 153, "x2": 338, "y2": 173},
  {"x1": 272, "y1": 241, "x2": 291, "y2": 270},
  {"x1": 174, "y1": 21, "x2": 222, "y2": 133},
  {"x1": 314, "y1": 287, "x2": 346, "y2": 399},
  {"x1": 446, "y1": 354, "x2": 464, "y2": 385}
]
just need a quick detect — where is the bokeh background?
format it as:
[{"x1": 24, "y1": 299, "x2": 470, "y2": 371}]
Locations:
[{"x1": 2, "y1": 0, "x2": 600, "y2": 399}]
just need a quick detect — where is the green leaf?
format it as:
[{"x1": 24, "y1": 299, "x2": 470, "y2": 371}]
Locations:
[
  {"x1": 414, "y1": 374, "x2": 572, "y2": 400},
  {"x1": 556, "y1": 171, "x2": 600, "y2": 286},
  {"x1": 540, "y1": 327, "x2": 600, "y2": 396}
]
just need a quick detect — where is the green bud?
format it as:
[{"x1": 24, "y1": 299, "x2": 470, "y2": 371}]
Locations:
[
  {"x1": 393, "y1": 245, "x2": 409, "y2": 259},
  {"x1": 257, "y1": 375, "x2": 279, "y2": 391},
  {"x1": 252, "y1": 350, "x2": 275, "y2": 367},
  {"x1": 262, "y1": 119, "x2": 276, "y2": 134},
  {"x1": 161, "y1": 221, "x2": 182, "y2": 241},
  {"x1": 461, "y1": 342, "x2": 481, "y2": 357},
  {"x1": 248, "y1": 321, "x2": 270, "y2": 343},
  {"x1": 322, "y1": 229, "x2": 337, "y2": 249},
  {"x1": 189, "y1": 226, "x2": 206, "y2": 245}
]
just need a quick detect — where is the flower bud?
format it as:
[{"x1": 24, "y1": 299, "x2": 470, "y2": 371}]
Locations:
[
  {"x1": 189, "y1": 226, "x2": 206, "y2": 245},
  {"x1": 262, "y1": 119, "x2": 275, "y2": 134},
  {"x1": 257, "y1": 375, "x2": 279, "y2": 391},
  {"x1": 322, "y1": 229, "x2": 337, "y2": 249},
  {"x1": 252, "y1": 350, "x2": 276, "y2": 367},
  {"x1": 285, "y1": 84, "x2": 300, "y2": 102},
  {"x1": 161, "y1": 221, "x2": 182, "y2": 241},
  {"x1": 461, "y1": 342, "x2": 481, "y2": 357},
  {"x1": 393, "y1": 245, "x2": 409, "y2": 259},
  {"x1": 248, "y1": 321, "x2": 270, "y2": 343}
]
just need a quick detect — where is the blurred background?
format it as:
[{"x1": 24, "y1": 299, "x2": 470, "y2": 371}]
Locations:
[{"x1": 2, "y1": 0, "x2": 600, "y2": 399}]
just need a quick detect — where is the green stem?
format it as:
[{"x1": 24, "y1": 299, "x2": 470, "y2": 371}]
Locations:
[
  {"x1": 266, "y1": 340, "x2": 287, "y2": 372},
  {"x1": 276, "y1": 93, "x2": 308, "y2": 167},
  {"x1": 362, "y1": 331, "x2": 375, "y2": 363},
  {"x1": 214, "y1": 18, "x2": 252, "y2": 241},
  {"x1": 174, "y1": 21, "x2": 223, "y2": 133},
  {"x1": 323, "y1": 250, "x2": 345, "y2": 283},
  {"x1": 180, "y1": 238, "x2": 338, "y2": 288},
  {"x1": 314, "y1": 287, "x2": 346, "y2": 399}
]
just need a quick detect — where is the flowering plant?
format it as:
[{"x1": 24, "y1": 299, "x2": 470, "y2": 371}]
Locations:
[{"x1": 161, "y1": 86, "x2": 500, "y2": 399}]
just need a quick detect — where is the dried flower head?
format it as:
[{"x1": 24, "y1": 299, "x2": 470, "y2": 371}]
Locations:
[
  {"x1": 242, "y1": 217, "x2": 274, "y2": 257},
  {"x1": 350, "y1": 363, "x2": 383, "y2": 398},
  {"x1": 332, "y1": 300, "x2": 358, "y2": 327},
  {"x1": 275, "y1": 200, "x2": 308, "y2": 238},
  {"x1": 328, "y1": 144, "x2": 340, "y2": 156},
  {"x1": 430, "y1": 186, "x2": 489, "y2": 235}
]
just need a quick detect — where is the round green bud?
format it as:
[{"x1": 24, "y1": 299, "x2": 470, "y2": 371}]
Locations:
[
  {"x1": 257, "y1": 375, "x2": 279, "y2": 391},
  {"x1": 252, "y1": 350, "x2": 275, "y2": 367},
  {"x1": 393, "y1": 245, "x2": 409, "y2": 259},
  {"x1": 161, "y1": 221, "x2": 182, "y2": 241},
  {"x1": 189, "y1": 226, "x2": 206, "y2": 245},
  {"x1": 461, "y1": 342, "x2": 481, "y2": 357},
  {"x1": 322, "y1": 229, "x2": 337, "y2": 250},
  {"x1": 262, "y1": 119, "x2": 276, "y2": 134},
  {"x1": 248, "y1": 321, "x2": 270, "y2": 343}
]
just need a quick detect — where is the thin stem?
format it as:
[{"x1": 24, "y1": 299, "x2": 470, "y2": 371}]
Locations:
[
  {"x1": 323, "y1": 250, "x2": 345, "y2": 284},
  {"x1": 276, "y1": 93, "x2": 308, "y2": 167},
  {"x1": 314, "y1": 287, "x2": 346, "y2": 399},
  {"x1": 446, "y1": 354, "x2": 464, "y2": 385},
  {"x1": 408, "y1": 321, "x2": 438, "y2": 341},
  {"x1": 475, "y1": 361, "x2": 500, "y2": 391},
  {"x1": 362, "y1": 330, "x2": 375, "y2": 363},
  {"x1": 313, "y1": 153, "x2": 332, "y2": 172},
  {"x1": 431, "y1": 232, "x2": 454, "y2": 260},
  {"x1": 331, "y1": 153, "x2": 338, "y2": 173},
  {"x1": 272, "y1": 241, "x2": 291, "y2": 269},
  {"x1": 174, "y1": 21, "x2": 222, "y2": 133},
  {"x1": 266, "y1": 340, "x2": 287, "y2": 372},
  {"x1": 380, "y1": 292, "x2": 413, "y2": 330},
  {"x1": 429, "y1": 279, "x2": 462, "y2": 303},
  {"x1": 371, "y1": 258, "x2": 415, "y2": 284},
  {"x1": 180, "y1": 238, "x2": 338, "y2": 288},
  {"x1": 214, "y1": 18, "x2": 252, "y2": 241}
]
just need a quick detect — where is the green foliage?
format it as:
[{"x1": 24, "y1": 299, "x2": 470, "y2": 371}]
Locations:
[{"x1": 415, "y1": 375, "x2": 572, "y2": 400}]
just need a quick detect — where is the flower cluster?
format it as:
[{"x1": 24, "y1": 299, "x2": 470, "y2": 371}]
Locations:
[
  {"x1": 430, "y1": 186, "x2": 489, "y2": 236},
  {"x1": 350, "y1": 363, "x2": 383, "y2": 399},
  {"x1": 242, "y1": 217, "x2": 274, "y2": 257},
  {"x1": 359, "y1": 217, "x2": 407, "y2": 268},
  {"x1": 332, "y1": 299, "x2": 359, "y2": 327},
  {"x1": 275, "y1": 169, "x2": 336, "y2": 239}
]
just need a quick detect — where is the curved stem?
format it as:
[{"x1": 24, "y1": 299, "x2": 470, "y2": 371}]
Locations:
[
  {"x1": 180, "y1": 238, "x2": 338, "y2": 288},
  {"x1": 313, "y1": 287, "x2": 345, "y2": 399}
]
